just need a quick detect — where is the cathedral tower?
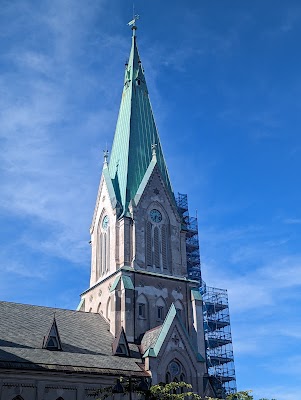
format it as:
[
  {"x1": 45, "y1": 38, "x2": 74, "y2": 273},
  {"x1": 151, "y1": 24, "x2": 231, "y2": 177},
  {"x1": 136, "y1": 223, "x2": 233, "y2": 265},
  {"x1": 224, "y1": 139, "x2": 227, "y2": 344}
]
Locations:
[{"x1": 78, "y1": 21, "x2": 210, "y2": 394}]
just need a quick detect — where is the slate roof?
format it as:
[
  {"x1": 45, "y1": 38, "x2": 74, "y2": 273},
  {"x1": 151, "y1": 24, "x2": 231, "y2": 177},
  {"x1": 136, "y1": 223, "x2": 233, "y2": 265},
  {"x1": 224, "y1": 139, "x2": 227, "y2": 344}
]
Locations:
[
  {"x1": 0, "y1": 301, "x2": 146, "y2": 376},
  {"x1": 140, "y1": 325, "x2": 162, "y2": 354}
]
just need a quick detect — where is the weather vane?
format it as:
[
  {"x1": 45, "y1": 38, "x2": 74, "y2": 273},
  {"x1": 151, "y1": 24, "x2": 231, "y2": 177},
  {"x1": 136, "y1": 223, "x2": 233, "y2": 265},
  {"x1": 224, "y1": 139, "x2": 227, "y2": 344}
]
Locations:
[{"x1": 127, "y1": 14, "x2": 139, "y2": 28}]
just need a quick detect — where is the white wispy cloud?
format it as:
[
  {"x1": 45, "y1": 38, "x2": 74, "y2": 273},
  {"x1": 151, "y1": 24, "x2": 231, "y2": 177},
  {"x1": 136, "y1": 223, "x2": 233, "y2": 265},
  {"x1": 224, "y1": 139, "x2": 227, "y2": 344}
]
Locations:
[
  {"x1": 0, "y1": 0, "x2": 129, "y2": 269},
  {"x1": 283, "y1": 217, "x2": 301, "y2": 225},
  {"x1": 203, "y1": 252, "x2": 301, "y2": 312},
  {"x1": 253, "y1": 385, "x2": 301, "y2": 400}
]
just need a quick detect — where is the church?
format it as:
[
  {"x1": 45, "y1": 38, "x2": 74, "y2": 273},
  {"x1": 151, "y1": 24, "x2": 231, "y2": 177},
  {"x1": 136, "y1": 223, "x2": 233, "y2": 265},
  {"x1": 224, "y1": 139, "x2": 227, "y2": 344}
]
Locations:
[{"x1": 0, "y1": 21, "x2": 236, "y2": 400}]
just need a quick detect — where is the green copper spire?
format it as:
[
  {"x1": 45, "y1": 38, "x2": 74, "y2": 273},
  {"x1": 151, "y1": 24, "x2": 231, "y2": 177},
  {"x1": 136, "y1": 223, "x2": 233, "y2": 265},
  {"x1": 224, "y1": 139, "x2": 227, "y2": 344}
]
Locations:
[{"x1": 108, "y1": 23, "x2": 173, "y2": 215}]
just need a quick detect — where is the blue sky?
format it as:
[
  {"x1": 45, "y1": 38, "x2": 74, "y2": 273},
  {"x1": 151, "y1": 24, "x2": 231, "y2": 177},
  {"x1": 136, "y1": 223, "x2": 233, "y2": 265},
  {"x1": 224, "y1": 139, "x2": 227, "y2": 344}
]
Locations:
[{"x1": 1, "y1": 1, "x2": 301, "y2": 399}]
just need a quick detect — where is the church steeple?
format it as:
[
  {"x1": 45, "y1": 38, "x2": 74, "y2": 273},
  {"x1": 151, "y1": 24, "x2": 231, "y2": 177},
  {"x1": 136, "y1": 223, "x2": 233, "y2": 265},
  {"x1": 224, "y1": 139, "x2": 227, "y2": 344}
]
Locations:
[
  {"x1": 82, "y1": 25, "x2": 208, "y2": 381},
  {"x1": 108, "y1": 24, "x2": 173, "y2": 215}
]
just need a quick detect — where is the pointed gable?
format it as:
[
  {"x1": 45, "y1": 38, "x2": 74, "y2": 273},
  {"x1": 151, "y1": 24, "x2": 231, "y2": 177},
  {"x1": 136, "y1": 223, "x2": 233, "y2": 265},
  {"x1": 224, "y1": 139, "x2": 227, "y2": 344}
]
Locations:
[
  {"x1": 42, "y1": 316, "x2": 62, "y2": 351},
  {"x1": 141, "y1": 304, "x2": 205, "y2": 362},
  {"x1": 108, "y1": 28, "x2": 173, "y2": 214},
  {"x1": 112, "y1": 327, "x2": 130, "y2": 357}
]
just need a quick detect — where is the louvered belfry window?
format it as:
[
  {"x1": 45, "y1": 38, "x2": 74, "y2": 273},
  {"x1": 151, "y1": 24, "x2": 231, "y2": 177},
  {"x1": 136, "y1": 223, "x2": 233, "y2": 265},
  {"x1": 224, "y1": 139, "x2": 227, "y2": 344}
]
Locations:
[
  {"x1": 154, "y1": 227, "x2": 160, "y2": 267},
  {"x1": 145, "y1": 210, "x2": 170, "y2": 271},
  {"x1": 161, "y1": 224, "x2": 168, "y2": 269},
  {"x1": 146, "y1": 221, "x2": 152, "y2": 266}
]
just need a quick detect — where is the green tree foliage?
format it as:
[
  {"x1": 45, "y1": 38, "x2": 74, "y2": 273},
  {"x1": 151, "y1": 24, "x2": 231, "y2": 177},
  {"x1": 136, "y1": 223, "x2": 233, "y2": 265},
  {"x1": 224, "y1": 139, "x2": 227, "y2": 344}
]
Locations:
[
  {"x1": 150, "y1": 382, "x2": 202, "y2": 400},
  {"x1": 93, "y1": 380, "x2": 276, "y2": 400}
]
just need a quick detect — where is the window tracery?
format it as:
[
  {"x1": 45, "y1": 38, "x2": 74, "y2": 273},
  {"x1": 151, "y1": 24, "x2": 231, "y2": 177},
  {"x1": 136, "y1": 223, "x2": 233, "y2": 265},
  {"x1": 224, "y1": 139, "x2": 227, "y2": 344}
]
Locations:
[
  {"x1": 145, "y1": 206, "x2": 170, "y2": 271},
  {"x1": 166, "y1": 360, "x2": 186, "y2": 383}
]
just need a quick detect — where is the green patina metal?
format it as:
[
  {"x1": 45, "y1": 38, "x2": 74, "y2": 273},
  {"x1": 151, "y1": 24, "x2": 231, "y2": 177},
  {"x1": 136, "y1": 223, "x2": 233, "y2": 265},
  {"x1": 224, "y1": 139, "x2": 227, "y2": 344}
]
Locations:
[
  {"x1": 110, "y1": 274, "x2": 134, "y2": 292},
  {"x1": 122, "y1": 275, "x2": 134, "y2": 290},
  {"x1": 108, "y1": 30, "x2": 173, "y2": 215},
  {"x1": 191, "y1": 288, "x2": 203, "y2": 301},
  {"x1": 102, "y1": 162, "x2": 117, "y2": 209},
  {"x1": 143, "y1": 303, "x2": 205, "y2": 362},
  {"x1": 133, "y1": 156, "x2": 157, "y2": 206},
  {"x1": 76, "y1": 298, "x2": 85, "y2": 311},
  {"x1": 110, "y1": 275, "x2": 121, "y2": 292}
]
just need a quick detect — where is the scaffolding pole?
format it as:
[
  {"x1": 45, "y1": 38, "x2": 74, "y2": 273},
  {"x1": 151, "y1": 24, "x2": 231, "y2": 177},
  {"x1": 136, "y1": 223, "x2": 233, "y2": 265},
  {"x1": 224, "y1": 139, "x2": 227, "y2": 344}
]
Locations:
[{"x1": 176, "y1": 193, "x2": 237, "y2": 398}]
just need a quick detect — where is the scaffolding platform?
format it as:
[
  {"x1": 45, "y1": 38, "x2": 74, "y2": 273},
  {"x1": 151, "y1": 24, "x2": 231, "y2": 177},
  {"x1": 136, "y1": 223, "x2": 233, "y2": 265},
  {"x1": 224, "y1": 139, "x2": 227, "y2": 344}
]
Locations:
[
  {"x1": 203, "y1": 285, "x2": 237, "y2": 396},
  {"x1": 176, "y1": 193, "x2": 237, "y2": 397}
]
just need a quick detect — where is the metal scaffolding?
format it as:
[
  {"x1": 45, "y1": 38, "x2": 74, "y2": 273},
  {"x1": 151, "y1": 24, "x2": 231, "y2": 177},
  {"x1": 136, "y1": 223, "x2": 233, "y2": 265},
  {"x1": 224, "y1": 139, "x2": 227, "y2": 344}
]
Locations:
[
  {"x1": 176, "y1": 193, "x2": 201, "y2": 282},
  {"x1": 202, "y1": 285, "x2": 237, "y2": 397},
  {"x1": 176, "y1": 193, "x2": 237, "y2": 398}
]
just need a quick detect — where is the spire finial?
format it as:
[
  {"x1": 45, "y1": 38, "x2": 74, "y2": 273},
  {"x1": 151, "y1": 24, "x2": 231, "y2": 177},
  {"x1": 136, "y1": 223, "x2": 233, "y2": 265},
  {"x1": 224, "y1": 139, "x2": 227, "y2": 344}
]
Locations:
[
  {"x1": 103, "y1": 149, "x2": 109, "y2": 164},
  {"x1": 127, "y1": 13, "x2": 139, "y2": 36}
]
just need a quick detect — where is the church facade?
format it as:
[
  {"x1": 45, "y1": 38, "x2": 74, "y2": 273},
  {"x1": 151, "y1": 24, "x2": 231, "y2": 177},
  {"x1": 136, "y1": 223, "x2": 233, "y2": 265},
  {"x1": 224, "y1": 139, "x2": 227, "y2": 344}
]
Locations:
[{"x1": 0, "y1": 23, "x2": 235, "y2": 400}]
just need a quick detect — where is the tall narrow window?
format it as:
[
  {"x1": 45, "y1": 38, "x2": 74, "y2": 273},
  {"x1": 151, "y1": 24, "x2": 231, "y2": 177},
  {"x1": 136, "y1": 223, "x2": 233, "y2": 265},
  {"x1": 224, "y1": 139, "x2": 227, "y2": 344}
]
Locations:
[
  {"x1": 154, "y1": 227, "x2": 160, "y2": 268},
  {"x1": 161, "y1": 224, "x2": 169, "y2": 269},
  {"x1": 106, "y1": 297, "x2": 111, "y2": 322},
  {"x1": 145, "y1": 207, "x2": 171, "y2": 271},
  {"x1": 96, "y1": 232, "x2": 102, "y2": 280},
  {"x1": 107, "y1": 227, "x2": 110, "y2": 272},
  {"x1": 98, "y1": 214, "x2": 110, "y2": 278},
  {"x1": 137, "y1": 294, "x2": 148, "y2": 323},
  {"x1": 157, "y1": 306, "x2": 164, "y2": 321},
  {"x1": 138, "y1": 303, "x2": 146, "y2": 318},
  {"x1": 156, "y1": 297, "x2": 166, "y2": 321},
  {"x1": 102, "y1": 233, "x2": 106, "y2": 274},
  {"x1": 146, "y1": 222, "x2": 152, "y2": 266}
]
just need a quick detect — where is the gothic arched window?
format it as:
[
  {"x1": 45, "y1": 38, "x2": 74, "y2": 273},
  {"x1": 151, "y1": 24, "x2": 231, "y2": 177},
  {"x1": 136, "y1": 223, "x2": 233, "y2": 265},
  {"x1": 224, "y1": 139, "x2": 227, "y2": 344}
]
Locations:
[
  {"x1": 146, "y1": 221, "x2": 152, "y2": 266},
  {"x1": 154, "y1": 227, "x2": 160, "y2": 267},
  {"x1": 106, "y1": 296, "x2": 111, "y2": 322},
  {"x1": 156, "y1": 297, "x2": 166, "y2": 322},
  {"x1": 145, "y1": 207, "x2": 170, "y2": 271},
  {"x1": 97, "y1": 213, "x2": 110, "y2": 279},
  {"x1": 161, "y1": 224, "x2": 169, "y2": 269},
  {"x1": 137, "y1": 294, "x2": 148, "y2": 320},
  {"x1": 166, "y1": 360, "x2": 186, "y2": 383}
]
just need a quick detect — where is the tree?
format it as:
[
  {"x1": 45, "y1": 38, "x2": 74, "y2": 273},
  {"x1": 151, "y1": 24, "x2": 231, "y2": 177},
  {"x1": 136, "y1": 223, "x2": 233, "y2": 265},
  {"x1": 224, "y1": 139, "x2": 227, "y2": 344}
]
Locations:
[
  {"x1": 92, "y1": 380, "x2": 276, "y2": 400},
  {"x1": 150, "y1": 382, "x2": 202, "y2": 400}
]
